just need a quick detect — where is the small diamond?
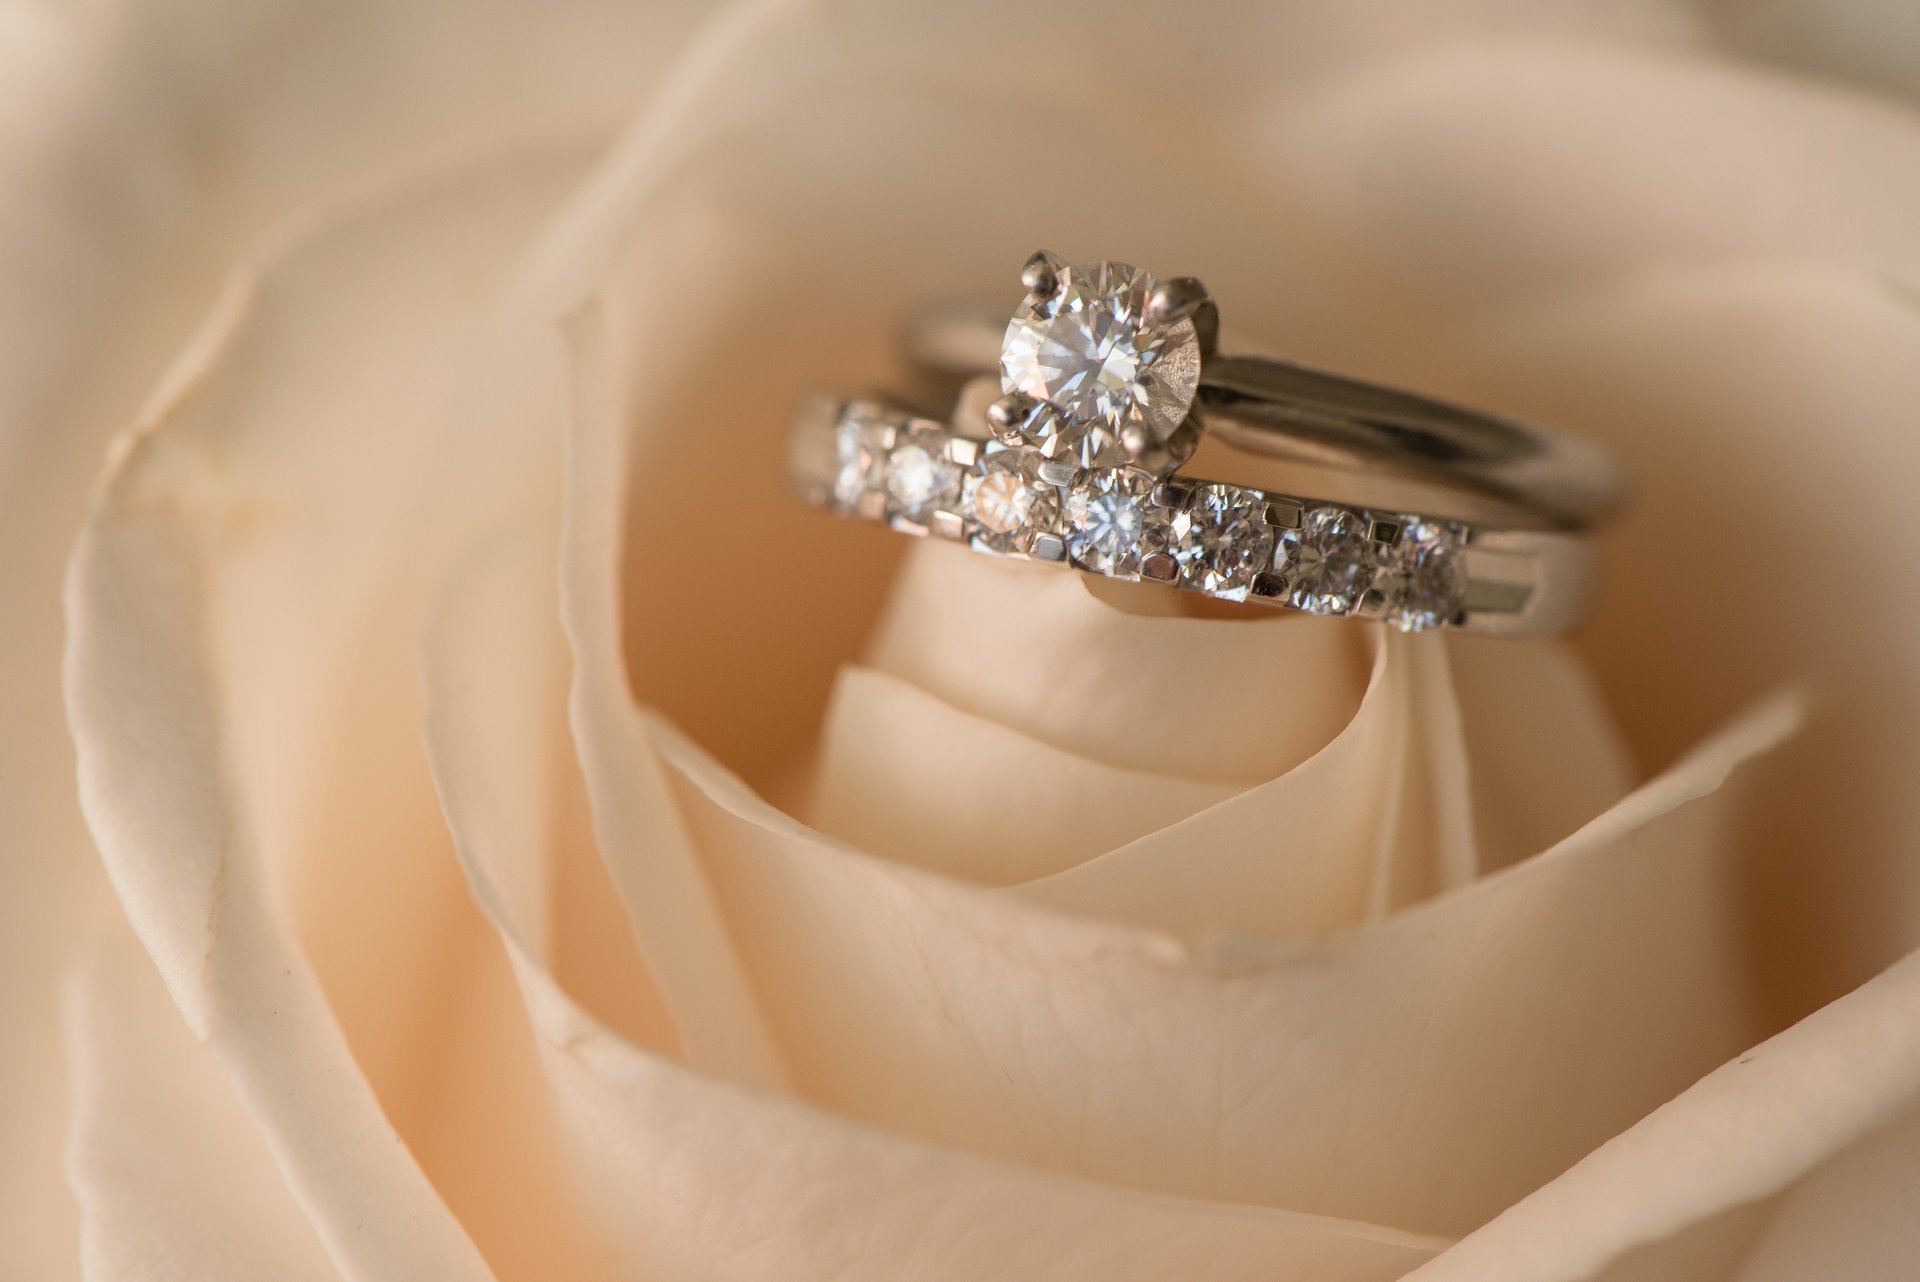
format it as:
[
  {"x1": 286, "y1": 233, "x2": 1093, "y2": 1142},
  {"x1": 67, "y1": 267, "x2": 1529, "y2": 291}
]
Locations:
[
  {"x1": 885, "y1": 425, "x2": 961, "y2": 520},
  {"x1": 832, "y1": 414, "x2": 893, "y2": 509},
  {"x1": 1273, "y1": 506, "x2": 1372, "y2": 614},
  {"x1": 964, "y1": 447, "x2": 1062, "y2": 555},
  {"x1": 1171, "y1": 484, "x2": 1273, "y2": 601},
  {"x1": 1001, "y1": 260, "x2": 1201, "y2": 469},
  {"x1": 1377, "y1": 519, "x2": 1467, "y2": 631},
  {"x1": 1065, "y1": 469, "x2": 1166, "y2": 577}
]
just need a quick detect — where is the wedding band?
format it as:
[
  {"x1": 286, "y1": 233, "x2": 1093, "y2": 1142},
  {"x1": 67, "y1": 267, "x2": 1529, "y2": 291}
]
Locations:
[
  {"x1": 790, "y1": 253, "x2": 1613, "y2": 636},
  {"x1": 902, "y1": 252, "x2": 1629, "y2": 531},
  {"x1": 789, "y1": 392, "x2": 1592, "y2": 636}
]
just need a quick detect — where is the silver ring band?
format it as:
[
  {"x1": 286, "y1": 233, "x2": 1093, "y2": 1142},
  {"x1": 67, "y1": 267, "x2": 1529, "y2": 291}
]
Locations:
[
  {"x1": 790, "y1": 392, "x2": 1593, "y2": 637},
  {"x1": 791, "y1": 254, "x2": 1615, "y2": 637},
  {"x1": 902, "y1": 253, "x2": 1629, "y2": 531}
]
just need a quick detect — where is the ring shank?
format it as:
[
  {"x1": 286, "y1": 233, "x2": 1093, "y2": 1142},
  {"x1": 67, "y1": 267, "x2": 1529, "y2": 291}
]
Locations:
[
  {"x1": 791, "y1": 393, "x2": 1594, "y2": 637},
  {"x1": 901, "y1": 302, "x2": 1628, "y2": 531}
]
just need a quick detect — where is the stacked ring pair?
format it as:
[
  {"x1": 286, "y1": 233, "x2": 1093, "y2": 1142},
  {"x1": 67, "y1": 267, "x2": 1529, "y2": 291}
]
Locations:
[{"x1": 791, "y1": 253, "x2": 1625, "y2": 637}]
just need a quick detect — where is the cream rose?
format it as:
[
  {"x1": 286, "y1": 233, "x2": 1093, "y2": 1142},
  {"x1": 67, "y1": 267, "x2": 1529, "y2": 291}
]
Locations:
[{"x1": 6, "y1": 1, "x2": 1920, "y2": 1279}]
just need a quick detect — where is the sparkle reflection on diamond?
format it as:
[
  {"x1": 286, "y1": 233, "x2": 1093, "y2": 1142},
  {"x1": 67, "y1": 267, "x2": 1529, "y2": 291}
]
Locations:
[
  {"x1": 1172, "y1": 485, "x2": 1272, "y2": 601},
  {"x1": 971, "y1": 471, "x2": 1027, "y2": 533},
  {"x1": 831, "y1": 415, "x2": 891, "y2": 509},
  {"x1": 1378, "y1": 519, "x2": 1467, "y2": 631},
  {"x1": 964, "y1": 448, "x2": 1060, "y2": 554},
  {"x1": 1273, "y1": 506, "x2": 1372, "y2": 614},
  {"x1": 885, "y1": 427, "x2": 961, "y2": 519},
  {"x1": 1001, "y1": 260, "x2": 1200, "y2": 469},
  {"x1": 1066, "y1": 469, "x2": 1162, "y2": 577}
]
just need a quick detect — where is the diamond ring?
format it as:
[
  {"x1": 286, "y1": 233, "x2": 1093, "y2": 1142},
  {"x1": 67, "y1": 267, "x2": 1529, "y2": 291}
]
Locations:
[
  {"x1": 906, "y1": 251, "x2": 1629, "y2": 531},
  {"x1": 791, "y1": 381, "x2": 1593, "y2": 636},
  {"x1": 790, "y1": 252, "x2": 1617, "y2": 636}
]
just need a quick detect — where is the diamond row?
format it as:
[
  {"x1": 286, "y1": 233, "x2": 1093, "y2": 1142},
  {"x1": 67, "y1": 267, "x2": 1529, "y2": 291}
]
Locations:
[{"x1": 819, "y1": 406, "x2": 1470, "y2": 631}]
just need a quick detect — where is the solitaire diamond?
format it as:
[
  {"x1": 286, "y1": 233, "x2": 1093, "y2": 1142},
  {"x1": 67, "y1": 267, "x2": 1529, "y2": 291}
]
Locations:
[
  {"x1": 1171, "y1": 484, "x2": 1273, "y2": 601},
  {"x1": 965, "y1": 447, "x2": 1062, "y2": 555},
  {"x1": 1273, "y1": 506, "x2": 1373, "y2": 614},
  {"x1": 1065, "y1": 469, "x2": 1164, "y2": 577},
  {"x1": 1377, "y1": 519, "x2": 1467, "y2": 631},
  {"x1": 1001, "y1": 260, "x2": 1201, "y2": 469}
]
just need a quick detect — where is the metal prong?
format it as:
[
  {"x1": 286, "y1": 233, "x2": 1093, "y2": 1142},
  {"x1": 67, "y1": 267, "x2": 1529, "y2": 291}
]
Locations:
[
  {"x1": 1036, "y1": 458, "x2": 1077, "y2": 487},
  {"x1": 986, "y1": 392, "x2": 1039, "y2": 443},
  {"x1": 1151, "y1": 481, "x2": 1193, "y2": 510},
  {"x1": 1147, "y1": 275, "x2": 1210, "y2": 323},
  {"x1": 1020, "y1": 250, "x2": 1064, "y2": 298},
  {"x1": 1261, "y1": 500, "x2": 1303, "y2": 529},
  {"x1": 1140, "y1": 552, "x2": 1179, "y2": 583},
  {"x1": 1250, "y1": 572, "x2": 1289, "y2": 601},
  {"x1": 1028, "y1": 531, "x2": 1067, "y2": 562},
  {"x1": 1148, "y1": 275, "x2": 1220, "y2": 355},
  {"x1": 1369, "y1": 519, "x2": 1401, "y2": 545},
  {"x1": 930, "y1": 509, "x2": 965, "y2": 541},
  {"x1": 945, "y1": 437, "x2": 980, "y2": 468}
]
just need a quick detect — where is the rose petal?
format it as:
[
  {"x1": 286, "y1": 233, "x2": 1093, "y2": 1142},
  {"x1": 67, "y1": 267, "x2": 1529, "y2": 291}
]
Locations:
[
  {"x1": 1245, "y1": 38, "x2": 1920, "y2": 1018},
  {"x1": 61, "y1": 152, "x2": 622, "y2": 1279},
  {"x1": 1469, "y1": 273, "x2": 1920, "y2": 1026},
  {"x1": 1444, "y1": 634, "x2": 1635, "y2": 875},
  {"x1": 1011, "y1": 631, "x2": 1464, "y2": 930},
  {"x1": 805, "y1": 404, "x2": 1629, "y2": 924},
  {"x1": 654, "y1": 689, "x2": 1799, "y2": 1235},
  {"x1": 0, "y1": 2, "x2": 712, "y2": 1269},
  {"x1": 865, "y1": 541, "x2": 1369, "y2": 783},
  {"x1": 1255, "y1": 41, "x2": 1920, "y2": 310},
  {"x1": 1712, "y1": 0, "x2": 1920, "y2": 100},
  {"x1": 422, "y1": 464, "x2": 1450, "y2": 1282},
  {"x1": 807, "y1": 663, "x2": 1243, "y2": 883},
  {"x1": 66, "y1": 407, "x2": 493, "y2": 1279},
  {"x1": 1731, "y1": 1098, "x2": 1920, "y2": 1280},
  {"x1": 65, "y1": 932, "x2": 340, "y2": 1281},
  {"x1": 1406, "y1": 946, "x2": 1920, "y2": 1281},
  {"x1": 556, "y1": 294, "x2": 789, "y2": 1090}
]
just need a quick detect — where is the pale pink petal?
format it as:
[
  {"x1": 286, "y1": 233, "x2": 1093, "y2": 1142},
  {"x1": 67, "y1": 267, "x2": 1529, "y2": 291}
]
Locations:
[
  {"x1": 864, "y1": 541, "x2": 1368, "y2": 783},
  {"x1": 812, "y1": 549, "x2": 1631, "y2": 928},
  {"x1": 1246, "y1": 41, "x2": 1920, "y2": 1019},
  {"x1": 1469, "y1": 272, "x2": 1920, "y2": 1024},
  {"x1": 1407, "y1": 946, "x2": 1920, "y2": 1281},
  {"x1": 806, "y1": 664, "x2": 1243, "y2": 883},
  {"x1": 1444, "y1": 635, "x2": 1635, "y2": 875},
  {"x1": 1732, "y1": 1098, "x2": 1920, "y2": 1280},
  {"x1": 66, "y1": 426, "x2": 493, "y2": 1278},
  {"x1": 3, "y1": 2, "x2": 714, "y2": 1268},
  {"x1": 421, "y1": 457, "x2": 1451, "y2": 1282},
  {"x1": 654, "y1": 691, "x2": 1799, "y2": 1236},
  {"x1": 556, "y1": 296, "x2": 789, "y2": 1090},
  {"x1": 64, "y1": 932, "x2": 339, "y2": 1281},
  {"x1": 61, "y1": 151, "x2": 621, "y2": 1279},
  {"x1": 1714, "y1": 0, "x2": 1920, "y2": 98},
  {"x1": 1256, "y1": 42, "x2": 1920, "y2": 309},
  {"x1": 1011, "y1": 633, "x2": 1443, "y2": 930}
]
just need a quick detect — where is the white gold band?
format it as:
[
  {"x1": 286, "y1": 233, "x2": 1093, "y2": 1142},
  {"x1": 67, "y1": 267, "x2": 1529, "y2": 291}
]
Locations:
[
  {"x1": 790, "y1": 397, "x2": 1593, "y2": 637},
  {"x1": 789, "y1": 252, "x2": 1613, "y2": 638}
]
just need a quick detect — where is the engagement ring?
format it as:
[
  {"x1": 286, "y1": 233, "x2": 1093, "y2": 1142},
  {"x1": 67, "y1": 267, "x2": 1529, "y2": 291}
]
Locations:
[{"x1": 792, "y1": 253, "x2": 1622, "y2": 637}]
